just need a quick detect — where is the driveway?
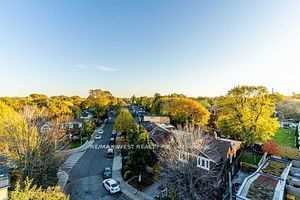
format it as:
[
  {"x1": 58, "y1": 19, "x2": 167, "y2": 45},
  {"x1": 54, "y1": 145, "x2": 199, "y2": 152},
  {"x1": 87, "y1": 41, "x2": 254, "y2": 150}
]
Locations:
[{"x1": 65, "y1": 116, "x2": 130, "y2": 200}]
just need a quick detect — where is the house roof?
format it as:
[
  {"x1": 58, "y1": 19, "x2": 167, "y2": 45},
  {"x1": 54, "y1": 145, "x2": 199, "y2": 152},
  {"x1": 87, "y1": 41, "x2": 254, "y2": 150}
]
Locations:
[
  {"x1": 218, "y1": 138, "x2": 242, "y2": 151},
  {"x1": 205, "y1": 139, "x2": 231, "y2": 162},
  {"x1": 149, "y1": 127, "x2": 173, "y2": 145},
  {"x1": 69, "y1": 118, "x2": 84, "y2": 124},
  {"x1": 140, "y1": 121, "x2": 158, "y2": 132}
]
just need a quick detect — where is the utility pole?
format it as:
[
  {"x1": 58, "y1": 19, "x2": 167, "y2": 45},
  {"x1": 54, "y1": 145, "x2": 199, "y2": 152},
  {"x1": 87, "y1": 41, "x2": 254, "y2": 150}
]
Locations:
[{"x1": 229, "y1": 172, "x2": 232, "y2": 200}]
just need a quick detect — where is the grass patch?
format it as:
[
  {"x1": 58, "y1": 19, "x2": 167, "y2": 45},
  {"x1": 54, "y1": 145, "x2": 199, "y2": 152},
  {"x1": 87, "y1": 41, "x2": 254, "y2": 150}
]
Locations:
[
  {"x1": 273, "y1": 128, "x2": 295, "y2": 148},
  {"x1": 241, "y1": 151, "x2": 262, "y2": 166},
  {"x1": 69, "y1": 140, "x2": 82, "y2": 149}
]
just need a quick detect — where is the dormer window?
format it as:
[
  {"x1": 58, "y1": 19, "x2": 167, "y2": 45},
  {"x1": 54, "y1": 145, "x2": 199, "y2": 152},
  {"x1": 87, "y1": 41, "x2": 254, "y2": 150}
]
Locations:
[{"x1": 197, "y1": 156, "x2": 210, "y2": 170}]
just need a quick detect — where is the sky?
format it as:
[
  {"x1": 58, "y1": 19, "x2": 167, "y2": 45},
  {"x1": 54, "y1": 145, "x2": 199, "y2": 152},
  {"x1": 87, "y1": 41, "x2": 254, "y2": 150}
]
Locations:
[{"x1": 1, "y1": 0, "x2": 300, "y2": 98}]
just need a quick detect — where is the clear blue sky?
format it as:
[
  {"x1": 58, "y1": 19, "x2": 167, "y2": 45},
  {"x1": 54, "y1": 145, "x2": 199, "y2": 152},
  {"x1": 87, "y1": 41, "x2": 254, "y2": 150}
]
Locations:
[{"x1": 1, "y1": 0, "x2": 300, "y2": 97}]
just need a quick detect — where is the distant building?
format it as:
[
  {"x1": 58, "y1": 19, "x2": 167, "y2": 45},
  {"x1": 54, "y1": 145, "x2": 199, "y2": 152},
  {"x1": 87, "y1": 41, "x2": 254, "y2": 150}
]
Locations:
[
  {"x1": 142, "y1": 115, "x2": 175, "y2": 131},
  {"x1": 80, "y1": 109, "x2": 94, "y2": 119},
  {"x1": 62, "y1": 118, "x2": 84, "y2": 129},
  {"x1": 40, "y1": 122, "x2": 54, "y2": 133},
  {"x1": 143, "y1": 115, "x2": 171, "y2": 124}
]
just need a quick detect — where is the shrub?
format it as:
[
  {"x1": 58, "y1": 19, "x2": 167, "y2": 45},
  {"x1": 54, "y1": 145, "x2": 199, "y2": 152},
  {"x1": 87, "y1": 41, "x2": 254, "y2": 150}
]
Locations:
[
  {"x1": 124, "y1": 171, "x2": 133, "y2": 181},
  {"x1": 262, "y1": 141, "x2": 280, "y2": 155},
  {"x1": 278, "y1": 146, "x2": 300, "y2": 160},
  {"x1": 152, "y1": 164, "x2": 161, "y2": 180}
]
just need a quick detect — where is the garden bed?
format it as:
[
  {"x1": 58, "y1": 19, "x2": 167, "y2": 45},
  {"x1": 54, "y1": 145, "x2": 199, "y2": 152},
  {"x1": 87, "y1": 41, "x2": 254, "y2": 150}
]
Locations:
[
  {"x1": 247, "y1": 175, "x2": 279, "y2": 200},
  {"x1": 261, "y1": 160, "x2": 287, "y2": 177},
  {"x1": 128, "y1": 173, "x2": 154, "y2": 191}
]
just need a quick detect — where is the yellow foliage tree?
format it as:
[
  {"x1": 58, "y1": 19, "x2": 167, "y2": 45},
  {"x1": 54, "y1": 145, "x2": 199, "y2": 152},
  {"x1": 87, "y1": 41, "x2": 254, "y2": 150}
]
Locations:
[
  {"x1": 217, "y1": 86, "x2": 280, "y2": 145},
  {"x1": 152, "y1": 97, "x2": 210, "y2": 127},
  {"x1": 10, "y1": 178, "x2": 69, "y2": 200},
  {"x1": 114, "y1": 108, "x2": 135, "y2": 138}
]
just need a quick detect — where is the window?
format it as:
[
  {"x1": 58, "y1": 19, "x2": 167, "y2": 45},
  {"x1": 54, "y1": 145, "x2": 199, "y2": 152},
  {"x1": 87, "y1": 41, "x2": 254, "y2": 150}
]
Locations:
[
  {"x1": 178, "y1": 151, "x2": 189, "y2": 162},
  {"x1": 197, "y1": 156, "x2": 210, "y2": 170}
]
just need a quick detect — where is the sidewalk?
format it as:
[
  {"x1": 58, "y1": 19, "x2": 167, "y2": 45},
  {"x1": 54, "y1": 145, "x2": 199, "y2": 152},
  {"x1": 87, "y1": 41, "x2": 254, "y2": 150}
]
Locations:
[{"x1": 112, "y1": 154, "x2": 154, "y2": 200}]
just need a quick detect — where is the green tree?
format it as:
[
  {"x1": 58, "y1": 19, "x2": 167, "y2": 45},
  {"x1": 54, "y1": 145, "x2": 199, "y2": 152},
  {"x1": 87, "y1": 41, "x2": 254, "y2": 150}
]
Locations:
[
  {"x1": 114, "y1": 108, "x2": 135, "y2": 138},
  {"x1": 136, "y1": 96, "x2": 153, "y2": 111},
  {"x1": 10, "y1": 178, "x2": 69, "y2": 200},
  {"x1": 217, "y1": 86, "x2": 280, "y2": 145},
  {"x1": 126, "y1": 126, "x2": 152, "y2": 175},
  {"x1": 82, "y1": 119, "x2": 96, "y2": 137},
  {"x1": 83, "y1": 89, "x2": 117, "y2": 118}
]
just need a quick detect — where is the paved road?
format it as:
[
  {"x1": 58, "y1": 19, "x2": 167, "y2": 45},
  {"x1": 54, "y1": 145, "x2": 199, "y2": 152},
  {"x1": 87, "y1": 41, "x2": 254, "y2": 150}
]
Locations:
[{"x1": 66, "y1": 116, "x2": 130, "y2": 200}]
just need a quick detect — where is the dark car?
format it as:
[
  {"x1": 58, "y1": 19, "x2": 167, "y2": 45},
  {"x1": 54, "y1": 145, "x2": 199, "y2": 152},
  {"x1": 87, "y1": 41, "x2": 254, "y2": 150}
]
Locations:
[
  {"x1": 103, "y1": 167, "x2": 112, "y2": 179},
  {"x1": 109, "y1": 137, "x2": 116, "y2": 146},
  {"x1": 106, "y1": 148, "x2": 114, "y2": 158}
]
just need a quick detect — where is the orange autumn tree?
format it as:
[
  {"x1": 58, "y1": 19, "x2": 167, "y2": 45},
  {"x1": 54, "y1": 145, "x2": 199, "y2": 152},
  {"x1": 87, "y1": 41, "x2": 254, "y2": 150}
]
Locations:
[{"x1": 262, "y1": 141, "x2": 279, "y2": 155}]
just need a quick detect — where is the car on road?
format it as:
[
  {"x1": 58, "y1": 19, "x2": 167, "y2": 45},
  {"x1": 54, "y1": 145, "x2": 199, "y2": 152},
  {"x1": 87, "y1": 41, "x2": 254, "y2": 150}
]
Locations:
[
  {"x1": 103, "y1": 167, "x2": 112, "y2": 179},
  {"x1": 97, "y1": 129, "x2": 104, "y2": 134},
  {"x1": 95, "y1": 134, "x2": 101, "y2": 140},
  {"x1": 109, "y1": 137, "x2": 116, "y2": 146},
  {"x1": 106, "y1": 148, "x2": 114, "y2": 158},
  {"x1": 112, "y1": 130, "x2": 117, "y2": 138},
  {"x1": 103, "y1": 178, "x2": 120, "y2": 194}
]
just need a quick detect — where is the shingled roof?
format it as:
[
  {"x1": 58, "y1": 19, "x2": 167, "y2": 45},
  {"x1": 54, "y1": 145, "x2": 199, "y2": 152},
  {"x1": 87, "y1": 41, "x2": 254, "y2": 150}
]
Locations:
[{"x1": 149, "y1": 127, "x2": 173, "y2": 145}]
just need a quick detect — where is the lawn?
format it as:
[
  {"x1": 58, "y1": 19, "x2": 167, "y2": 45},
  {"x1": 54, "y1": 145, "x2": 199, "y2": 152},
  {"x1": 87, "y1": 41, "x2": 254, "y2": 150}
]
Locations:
[
  {"x1": 273, "y1": 128, "x2": 296, "y2": 148},
  {"x1": 69, "y1": 139, "x2": 82, "y2": 149},
  {"x1": 240, "y1": 151, "x2": 262, "y2": 166}
]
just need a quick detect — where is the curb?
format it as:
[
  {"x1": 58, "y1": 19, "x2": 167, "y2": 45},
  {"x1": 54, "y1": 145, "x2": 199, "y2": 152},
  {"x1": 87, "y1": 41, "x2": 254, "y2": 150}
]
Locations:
[
  {"x1": 57, "y1": 123, "x2": 106, "y2": 191},
  {"x1": 112, "y1": 155, "x2": 154, "y2": 200}
]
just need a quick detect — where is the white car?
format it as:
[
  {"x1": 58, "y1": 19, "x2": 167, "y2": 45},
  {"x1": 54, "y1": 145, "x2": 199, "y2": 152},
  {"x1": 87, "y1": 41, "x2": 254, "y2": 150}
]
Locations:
[
  {"x1": 103, "y1": 178, "x2": 120, "y2": 194},
  {"x1": 97, "y1": 129, "x2": 104, "y2": 134},
  {"x1": 95, "y1": 134, "x2": 101, "y2": 140}
]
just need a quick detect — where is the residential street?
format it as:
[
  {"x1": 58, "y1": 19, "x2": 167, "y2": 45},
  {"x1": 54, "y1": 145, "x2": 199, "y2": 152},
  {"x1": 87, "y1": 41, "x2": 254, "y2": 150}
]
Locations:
[{"x1": 65, "y1": 116, "x2": 130, "y2": 200}]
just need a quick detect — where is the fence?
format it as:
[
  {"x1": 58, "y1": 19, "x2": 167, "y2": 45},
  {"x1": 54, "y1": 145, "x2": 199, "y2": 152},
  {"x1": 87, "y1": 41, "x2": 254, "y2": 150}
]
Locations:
[{"x1": 296, "y1": 124, "x2": 299, "y2": 149}]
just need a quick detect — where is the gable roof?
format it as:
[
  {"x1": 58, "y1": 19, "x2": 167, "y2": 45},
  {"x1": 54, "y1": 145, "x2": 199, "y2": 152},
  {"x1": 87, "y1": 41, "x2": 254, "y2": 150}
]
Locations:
[
  {"x1": 204, "y1": 139, "x2": 231, "y2": 162},
  {"x1": 140, "y1": 121, "x2": 158, "y2": 132},
  {"x1": 149, "y1": 126, "x2": 173, "y2": 145}
]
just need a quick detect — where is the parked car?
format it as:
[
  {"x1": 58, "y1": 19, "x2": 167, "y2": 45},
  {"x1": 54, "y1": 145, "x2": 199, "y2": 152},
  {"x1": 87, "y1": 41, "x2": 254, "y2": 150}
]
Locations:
[
  {"x1": 109, "y1": 138, "x2": 116, "y2": 146},
  {"x1": 95, "y1": 134, "x2": 101, "y2": 140},
  {"x1": 103, "y1": 167, "x2": 112, "y2": 179},
  {"x1": 106, "y1": 148, "x2": 114, "y2": 158},
  {"x1": 97, "y1": 129, "x2": 104, "y2": 134},
  {"x1": 103, "y1": 178, "x2": 120, "y2": 194},
  {"x1": 112, "y1": 130, "x2": 117, "y2": 138}
]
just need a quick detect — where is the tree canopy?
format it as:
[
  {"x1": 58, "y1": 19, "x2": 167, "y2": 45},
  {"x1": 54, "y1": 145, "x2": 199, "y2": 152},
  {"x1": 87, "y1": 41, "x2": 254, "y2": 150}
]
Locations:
[
  {"x1": 114, "y1": 108, "x2": 135, "y2": 137},
  {"x1": 0, "y1": 102, "x2": 62, "y2": 187},
  {"x1": 10, "y1": 178, "x2": 68, "y2": 200},
  {"x1": 83, "y1": 89, "x2": 117, "y2": 118},
  {"x1": 217, "y1": 86, "x2": 280, "y2": 145},
  {"x1": 277, "y1": 98, "x2": 300, "y2": 120},
  {"x1": 152, "y1": 97, "x2": 210, "y2": 127}
]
